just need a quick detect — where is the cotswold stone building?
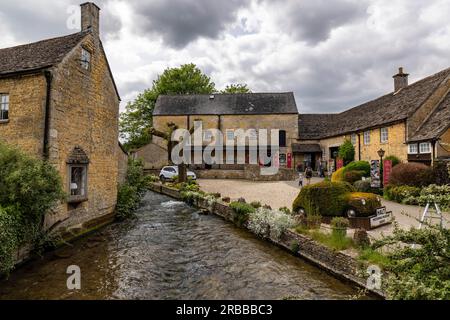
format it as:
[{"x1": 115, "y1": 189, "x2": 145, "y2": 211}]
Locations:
[
  {"x1": 139, "y1": 67, "x2": 449, "y2": 179},
  {"x1": 297, "y1": 67, "x2": 450, "y2": 169},
  {"x1": 0, "y1": 3, "x2": 122, "y2": 232},
  {"x1": 146, "y1": 93, "x2": 299, "y2": 179}
]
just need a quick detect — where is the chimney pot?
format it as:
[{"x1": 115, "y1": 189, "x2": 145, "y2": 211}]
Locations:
[
  {"x1": 81, "y1": 2, "x2": 100, "y2": 37},
  {"x1": 393, "y1": 67, "x2": 409, "y2": 92}
]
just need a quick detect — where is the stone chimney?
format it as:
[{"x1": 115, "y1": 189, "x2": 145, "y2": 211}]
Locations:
[
  {"x1": 393, "y1": 67, "x2": 409, "y2": 92},
  {"x1": 81, "y1": 2, "x2": 100, "y2": 37}
]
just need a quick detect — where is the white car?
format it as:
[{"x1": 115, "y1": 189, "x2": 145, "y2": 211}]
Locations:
[{"x1": 159, "y1": 166, "x2": 197, "y2": 182}]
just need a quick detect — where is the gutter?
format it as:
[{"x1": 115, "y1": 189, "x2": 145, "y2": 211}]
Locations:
[{"x1": 43, "y1": 70, "x2": 53, "y2": 160}]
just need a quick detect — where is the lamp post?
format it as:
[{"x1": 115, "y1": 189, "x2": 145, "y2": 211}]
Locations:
[{"x1": 378, "y1": 148, "x2": 386, "y2": 188}]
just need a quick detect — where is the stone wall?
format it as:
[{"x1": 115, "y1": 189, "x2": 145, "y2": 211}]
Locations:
[
  {"x1": 318, "y1": 122, "x2": 408, "y2": 166},
  {"x1": 45, "y1": 32, "x2": 120, "y2": 231},
  {"x1": 118, "y1": 144, "x2": 129, "y2": 185},
  {"x1": 0, "y1": 73, "x2": 47, "y2": 156},
  {"x1": 133, "y1": 141, "x2": 168, "y2": 170}
]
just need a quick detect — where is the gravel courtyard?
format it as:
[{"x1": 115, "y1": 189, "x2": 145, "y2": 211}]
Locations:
[{"x1": 198, "y1": 178, "x2": 449, "y2": 239}]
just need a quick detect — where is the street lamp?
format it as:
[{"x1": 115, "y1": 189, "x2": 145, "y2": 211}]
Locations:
[{"x1": 378, "y1": 148, "x2": 386, "y2": 188}]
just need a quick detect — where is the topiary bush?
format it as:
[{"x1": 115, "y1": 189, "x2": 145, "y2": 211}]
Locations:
[
  {"x1": 344, "y1": 170, "x2": 365, "y2": 184},
  {"x1": 0, "y1": 142, "x2": 65, "y2": 274},
  {"x1": 354, "y1": 179, "x2": 372, "y2": 192},
  {"x1": 344, "y1": 161, "x2": 370, "y2": 177},
  {"x1": 389, "y1": 163, "x2": 433, "y2": 187},
  {"x1": 344, "y1": 192, "x2": 382, "y2": 217},
  {"x1": 292, "y1": 181, "x2": 355, "y2": 217},
  {"x1": 331, "y1": 167, "x2": 346, "y2": 182}
]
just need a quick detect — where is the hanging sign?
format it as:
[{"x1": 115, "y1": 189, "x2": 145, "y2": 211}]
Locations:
[{"x1": 383, "y1": 160, "x2": 393, "y2": 186}]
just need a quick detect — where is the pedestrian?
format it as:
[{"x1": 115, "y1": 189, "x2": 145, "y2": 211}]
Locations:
[
  {"x1": 305, "y1": 165, "x2": 313, "y2": 185},
  {"x1": 298, "y1": 172, "x2": 304, "y2": 187}
]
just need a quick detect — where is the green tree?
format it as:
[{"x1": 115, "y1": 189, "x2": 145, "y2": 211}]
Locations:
[
  {"x1": 221, "y1": 83, "x2": 251, "y2": 94},
  {"x1": 119, "y1": 63, "x2": 216, "y2": 151},
  {"x1": 338, "y1": 139, "x2": 355, "y2": 165}
]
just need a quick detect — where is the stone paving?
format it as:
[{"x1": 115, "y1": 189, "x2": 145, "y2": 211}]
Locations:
[{"x1": 198, "y1": 178, "x2": 449, "y2": 240}]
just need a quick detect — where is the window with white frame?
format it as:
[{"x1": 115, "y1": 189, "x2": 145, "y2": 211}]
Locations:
[
  {"x1": 81, "y1": 48, "x2": 91, "y2": 70},
  {"x1": 351, "y1": 134, "x2": 357, "y2": 145},
  {"x1": 0, "y1": 94, "x2": 9, "y2": 121},
  {"x1": 364, "y1": 131, "x2": 371, "y2": 145},
  {"x1": 69, "y1": 166, "x2": 87, "y2": 197},
  {"x1": 419, "y1": 142, "x2": 432, "y2": 154},
  {"x1": 380, "y1": 127, "x2": 389, "y2": 143},
  {"x1": 408, "y1": 144, "x2": 418, "y2": 154}
]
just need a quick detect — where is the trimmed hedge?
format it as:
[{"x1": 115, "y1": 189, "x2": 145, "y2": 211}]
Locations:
[
  {"x1": 293, "y1": 181, "x2": 355, "y2": 216},
  {"x1": 345, "y1": 192, "x2": 382, "y2": 217},
  {"x1": 354, "y1": 179, "x2": 372, "y2": 192}
]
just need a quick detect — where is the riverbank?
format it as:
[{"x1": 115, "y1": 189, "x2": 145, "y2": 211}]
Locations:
[
  {"x1": 0, "y1": 192, "x2": 363, "y2": 300},
  {"x1": 149, "y1": 183, "x2": 385, "y2": 299}
]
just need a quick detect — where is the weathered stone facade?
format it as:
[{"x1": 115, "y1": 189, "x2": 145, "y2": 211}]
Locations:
[{"x1": 0, "y1": 3, "x2": 121, "y2": 234}]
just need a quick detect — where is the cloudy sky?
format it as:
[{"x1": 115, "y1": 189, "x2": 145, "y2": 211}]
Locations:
[{"x1": 0, "y1": 0, "x2": 449, "y2": 113}]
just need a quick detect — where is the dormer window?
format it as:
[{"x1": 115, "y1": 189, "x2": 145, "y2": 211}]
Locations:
[
  {"x1": 81, "y1": 48, "x2": 91, "y2": 70},
  {"x1": 0, "y1": 94, "x2": 9, "y2": 121}
]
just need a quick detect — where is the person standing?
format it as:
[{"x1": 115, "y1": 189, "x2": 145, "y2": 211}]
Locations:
[{"x1": 305, "y1": 165, "x2": 313, "y2": 185}]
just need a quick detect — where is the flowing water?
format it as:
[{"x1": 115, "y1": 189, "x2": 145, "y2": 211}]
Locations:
[{"x1": 0, "y1": 192, "x2": 366, "y2": 300}]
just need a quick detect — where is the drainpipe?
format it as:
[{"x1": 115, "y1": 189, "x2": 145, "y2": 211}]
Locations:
[
  {"x1": 358, "y1": 133, "x2": 362, "y2": 161},
  {"x1": 43, "y1": 70, "x2": 53, "y2": 160}
]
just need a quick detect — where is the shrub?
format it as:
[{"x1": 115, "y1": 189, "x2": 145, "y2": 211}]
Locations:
[
  {"x1": 0, "y1": 142, "x2": 65, "y2": 274},
  {"x1": 344, "y1": 170, "x2": 365, "y2": 184},
  {"x1": 389, "y1": 163, "x2": 433, "y2": 187},
  {"x1": 306, "y1": 214, "x2": 322, "y2": 229},
  {"x1": 290, "y1": 241, "x2": 300, "y2": 254},
  {"x1": 331, "y1": 167, "x2": 346, "y2": 182},
  {"x1": 230, "y1": 201, "x2": 256, "y2": 226},
  {"x1": 345, "y1": 192, "x2": 382, "y2": 217},
  {"x1": 344, "y1": 161, "x2": 371, "y2": 177},
  {"x1": 115, "y1": 158, "x2": 152, "y2": 221},
  {"x1": 247, "y1": 208, "x2": 296, "y2": 240},
  {"x1": 279, "y1": 207, "x2": 291, "y2": 215},
  {"x1": 414, "y1": 184, "x2": 450, "y2": 209},
  {"x1": 384, "y1": 185, "x2": 421, "y2": 204},
  {"x1": 354, "y1": 179, "x2": 372, "y2": 192},
  {"x1": 373, "y1": 225, "x2": 450, "y2": 300},
  {"x1": 331, "y1": 217, "x2": 350, "y2": 238},
  {"x1": 432, "y1": 161, "x2": 450, "y2": 185},
  {"x1": 250, "y1": 201, "x2": 262, "y2": 209},
  {"x1": 338, "y1": 139, "x2": 355, "y2": 164},
  {"x1": 293, "y1": 180, "x2": 355, "y2": 217}
]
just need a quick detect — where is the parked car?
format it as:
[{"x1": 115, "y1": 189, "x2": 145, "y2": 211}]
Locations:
[{"x1": 159, "y1": 166, "x2": 197, "y2": 182}]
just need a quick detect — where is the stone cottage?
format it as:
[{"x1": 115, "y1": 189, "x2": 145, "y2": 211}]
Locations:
[
  {"x1": 296, "y1": 67, "x2": 450, "y2": 170},
  {"x1": 140, "y1": 93, "x2": 299, "y2": 180},
  {"x1": 0, "y1": 3, "x2": 122, "y2": 233}
]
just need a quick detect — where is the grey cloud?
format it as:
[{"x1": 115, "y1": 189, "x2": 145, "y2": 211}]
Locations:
[
  {"x1": 130, "y1": 0, "x2": 250, "y2": 48},
  {"x1": 273, "y1": 0, "x2": 368, "y2": 45}
]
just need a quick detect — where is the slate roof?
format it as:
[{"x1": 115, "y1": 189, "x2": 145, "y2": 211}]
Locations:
[
  {"x1": 153, "y1": 93, "x2": 298, "y2": 116},
  {"x1": 409, "y1": 92, "x2": 450, "y2": 142},
  {"x1": 292, "y1": 143, "x2": 322, "y2": 153},
  {"x1": 299, "y1": 67, "x2": 450, "y2": 140},
  {"x1": 0, "y1": 31, "x2": 89, "y2": 76}
]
